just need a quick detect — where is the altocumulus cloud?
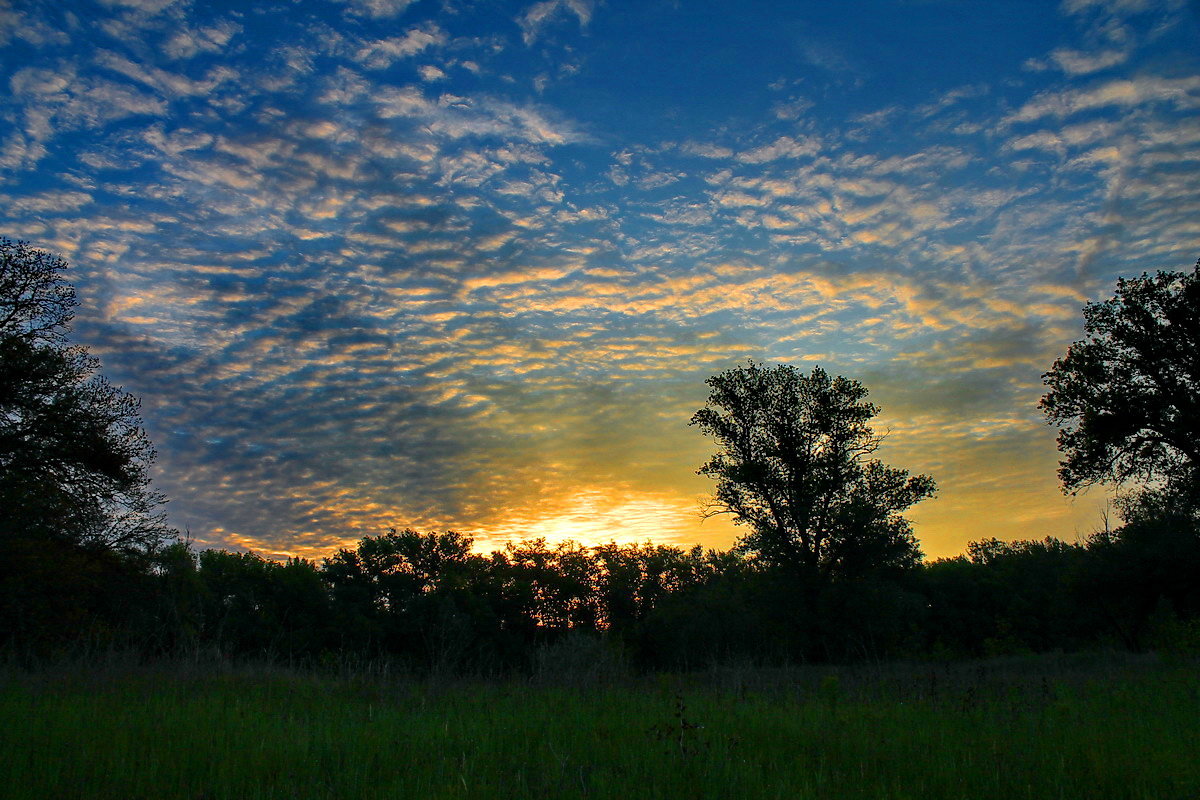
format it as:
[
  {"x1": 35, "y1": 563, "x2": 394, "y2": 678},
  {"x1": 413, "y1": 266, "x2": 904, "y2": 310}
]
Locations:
[{"x1": 1, "y1": 0, "x2": 1197, "y2": 558}]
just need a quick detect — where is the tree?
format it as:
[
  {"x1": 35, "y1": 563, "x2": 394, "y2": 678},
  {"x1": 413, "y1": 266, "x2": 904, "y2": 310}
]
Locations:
[
  {"x1": 1040, "y1": 259, "x2": 1200, "y2": 505},
  {"x1": 0, "y1": 238, "x2": 75, "y2": 342},
  {"x1": 321, "y1": 529, "x2": 505, "y2": 665},
  {"x1": 690, "y1": 361, "x2": 935, "y2": 583},
  {"x1": 496, "y1": 538, "x2": 600, "y2": 631},
  {"x1": 0, "y1": 237, "x2": 171, "y2": 556}
]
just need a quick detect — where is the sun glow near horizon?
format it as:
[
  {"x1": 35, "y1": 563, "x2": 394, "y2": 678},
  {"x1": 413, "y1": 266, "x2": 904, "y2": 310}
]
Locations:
[{"x1": 465, "y1": 487, "x2": 741, "y2": 554}]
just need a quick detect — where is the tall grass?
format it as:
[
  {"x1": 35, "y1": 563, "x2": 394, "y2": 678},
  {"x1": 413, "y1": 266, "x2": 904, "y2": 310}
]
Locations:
[{"x1": 1, "y1": 653, "x2": 1196, "y2": 799}]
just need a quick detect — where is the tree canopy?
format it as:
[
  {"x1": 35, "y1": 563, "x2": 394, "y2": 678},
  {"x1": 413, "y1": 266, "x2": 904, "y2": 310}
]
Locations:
[
  {"x1": 690, "y1": 361, "x2": 935, "y2": 582},
  {"x1": 0, "y1": 238, "x2": 171, "y2": 555},
  {"x1": 1040, "y1": 260, "x2": 1200, "y2": 506},
  {"x1": 0, "y1": 238, "x2": 75, "y2": 343}
]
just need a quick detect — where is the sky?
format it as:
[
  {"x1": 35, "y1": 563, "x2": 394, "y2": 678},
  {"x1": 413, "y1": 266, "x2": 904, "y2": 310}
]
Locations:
[{"x1": 2, "y1": 0, "x2": 1198, "y2": 560}]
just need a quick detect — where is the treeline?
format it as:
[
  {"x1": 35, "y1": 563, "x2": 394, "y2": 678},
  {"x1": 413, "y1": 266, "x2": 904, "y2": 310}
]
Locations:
[{"x1": 5, "y1": 515, "x2": 1197, "y2": 671}]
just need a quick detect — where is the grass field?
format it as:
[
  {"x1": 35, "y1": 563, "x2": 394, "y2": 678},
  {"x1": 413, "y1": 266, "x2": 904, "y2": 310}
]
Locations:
[{"x1": 1, "y1": 653, "x2": 1196, "y2": 799}]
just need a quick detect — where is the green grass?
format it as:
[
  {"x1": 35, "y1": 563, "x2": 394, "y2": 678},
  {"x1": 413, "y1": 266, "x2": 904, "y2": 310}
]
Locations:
[{"x1": 1, "y1": 654, "x2": 1197, "y2": 799}]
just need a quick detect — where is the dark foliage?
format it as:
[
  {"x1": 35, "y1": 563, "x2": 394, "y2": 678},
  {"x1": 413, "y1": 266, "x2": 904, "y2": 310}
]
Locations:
[
  {"x1": 5, "y1": 523, "x2": 1200, "y2": 669},
  {"x1": 1079, "y1": 507, "x2": 1200, "y2": 652},
  {"x1": 1041, "y1": 259, "x2": 1200, "y2": 504},
  {"x1": 1, "y1": 239, "x2": 173, "y2": 649},
  {"x1": 691, "y1": 361, "x2": 935, "y2": 583},
  {"x1": 0, "y1": 237, "x2": 75, "y2": 343},
  {"x1": 0, "y1": 239, "x2": 171, "y2": 555}
]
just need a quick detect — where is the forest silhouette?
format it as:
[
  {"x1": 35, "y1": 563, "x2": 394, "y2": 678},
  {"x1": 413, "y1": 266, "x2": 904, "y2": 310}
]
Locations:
[{"x1": 3, "y1": 238, "x2": 1198, "y2": 670}]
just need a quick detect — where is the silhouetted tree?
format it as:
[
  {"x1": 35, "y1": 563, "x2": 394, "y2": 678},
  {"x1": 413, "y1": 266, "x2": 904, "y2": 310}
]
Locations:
[
  {"x1": 187, "y1": 549, "x2": 331, "y2": 657},
  {"x1": 0, "y1": 238, "x2": 75, "y2": 343},
  {"x1": 691, "y1": 361, "x2": 935, "y2": 583},
  {"x1": 1, "y1": 239, "x2": 174, "y2": 648},
  {"x1": 1077, "y1": 500, "x2": 1200, "y2": 652},
  {"x1": 1041, "y1": 259, "x2": 1200, "y2": 507},
  {"x1": 593, "y1": 542, "x2": 708, "y2": 634},
  {"x1": 322, "y1": 529, "x2": 506, "y2": 669},
  {"x1": 496, "y1": 538, "x2": 600, "y2": 631},
  {"x1": 921, "y1": 538, "x2": 1097, "y2": 656},
  {"x1": 634, "y1": 548, "x2": 774, "y2": 667},
  {"x1": 146, "y1": 540, "x2": 205, "y2": 653},
  {"x1": 0, "y1": 238, "x2": 172, "y2": 555}
]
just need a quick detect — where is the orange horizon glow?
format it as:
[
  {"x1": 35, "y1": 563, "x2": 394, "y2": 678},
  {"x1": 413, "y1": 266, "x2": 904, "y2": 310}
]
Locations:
[{"x1": 209, "y1": 470, "x2": 1113, "y2": 565}]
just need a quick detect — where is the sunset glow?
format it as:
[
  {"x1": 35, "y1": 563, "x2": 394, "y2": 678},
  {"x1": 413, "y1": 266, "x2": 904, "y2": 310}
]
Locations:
[{"x1": 465, "y1": 488, "x2": 739, "y2": 553}]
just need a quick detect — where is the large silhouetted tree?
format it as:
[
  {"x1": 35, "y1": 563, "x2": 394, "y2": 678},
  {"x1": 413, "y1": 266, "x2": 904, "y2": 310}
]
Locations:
[
  {"x1": 0, "y1": 237, "x2": 171, "y2": 555},
  {"x1": 1040, "y1": 259, "x2": 1200, "y2": 506},
  {"x1": 691, "y1": 361, "x2": 935, "y2": 583}
]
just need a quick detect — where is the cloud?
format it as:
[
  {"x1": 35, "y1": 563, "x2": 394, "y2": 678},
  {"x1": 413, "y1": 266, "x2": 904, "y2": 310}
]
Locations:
[
  {"x1": 911, "y1": 85, "x2": 990, "y2": 119},
  {"x1": 162, "y1": 20, "x2": 241, "y2": 60},
  {"x1": 419, "y1": 65, "x2": 447, "y2": 82},
  {"x1": 10, "y1": 65, "x2": 72, "y2": 97},
  {"x1": 354, "y1": 24, "x2": 447, "y2": 70},
  {"x1": 736, "y1": 136, "x2": 821, "y2": 164},
  {"x1": 518, "y1": 0, "x2": 593, "y2": 45},
  {"x1": 1048, "y1": 47, "x2": 1129, "y2": 74},
  {"x1": 1060, "y1": 0, "x2": 1153, "y2": 15},
  {"x1": 373, "y1": 87, "x2": 583, "y2": 145},
  {"x1": 336, "y1": 0, "x2": 421, "y2": 19},
  {"x1": 1004, "y1": 76, "x2": 1200, "y2": 124},
  {"x1": 0, "y1": 6, "x2": 70, "y2": 47},
  {"x1": 795, "y1": 36, "x2": 858, "y2": 78},
  {"x1": 772, "y1": 96, "x2": 814, "y2": 121},
  {"x1": 0, "y1": 132, "x2": 48, "y2": 171},
  {"x1": 98, "y1": 0, "x2": 181, "y2": 12},
  {"x1": 95, "y1": 50, "x2": 237, "y2": 96},
  {"x1": 680, "y1": 142, "x2": 733, "y2": 159},
  {"x1": 0, "y1": 190, "x2": 93, "y2": 214}
]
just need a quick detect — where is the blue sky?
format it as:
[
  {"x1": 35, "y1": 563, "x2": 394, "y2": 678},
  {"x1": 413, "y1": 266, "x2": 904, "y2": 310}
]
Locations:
[{"x1": 2, "y1": 0, "x2": 1198, "y2": 558}]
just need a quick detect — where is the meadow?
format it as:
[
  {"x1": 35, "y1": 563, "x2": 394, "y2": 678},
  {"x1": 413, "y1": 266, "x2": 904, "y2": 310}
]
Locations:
[{"x1": 1, "y1": 652, "x2": 1196, "y2": 800}]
